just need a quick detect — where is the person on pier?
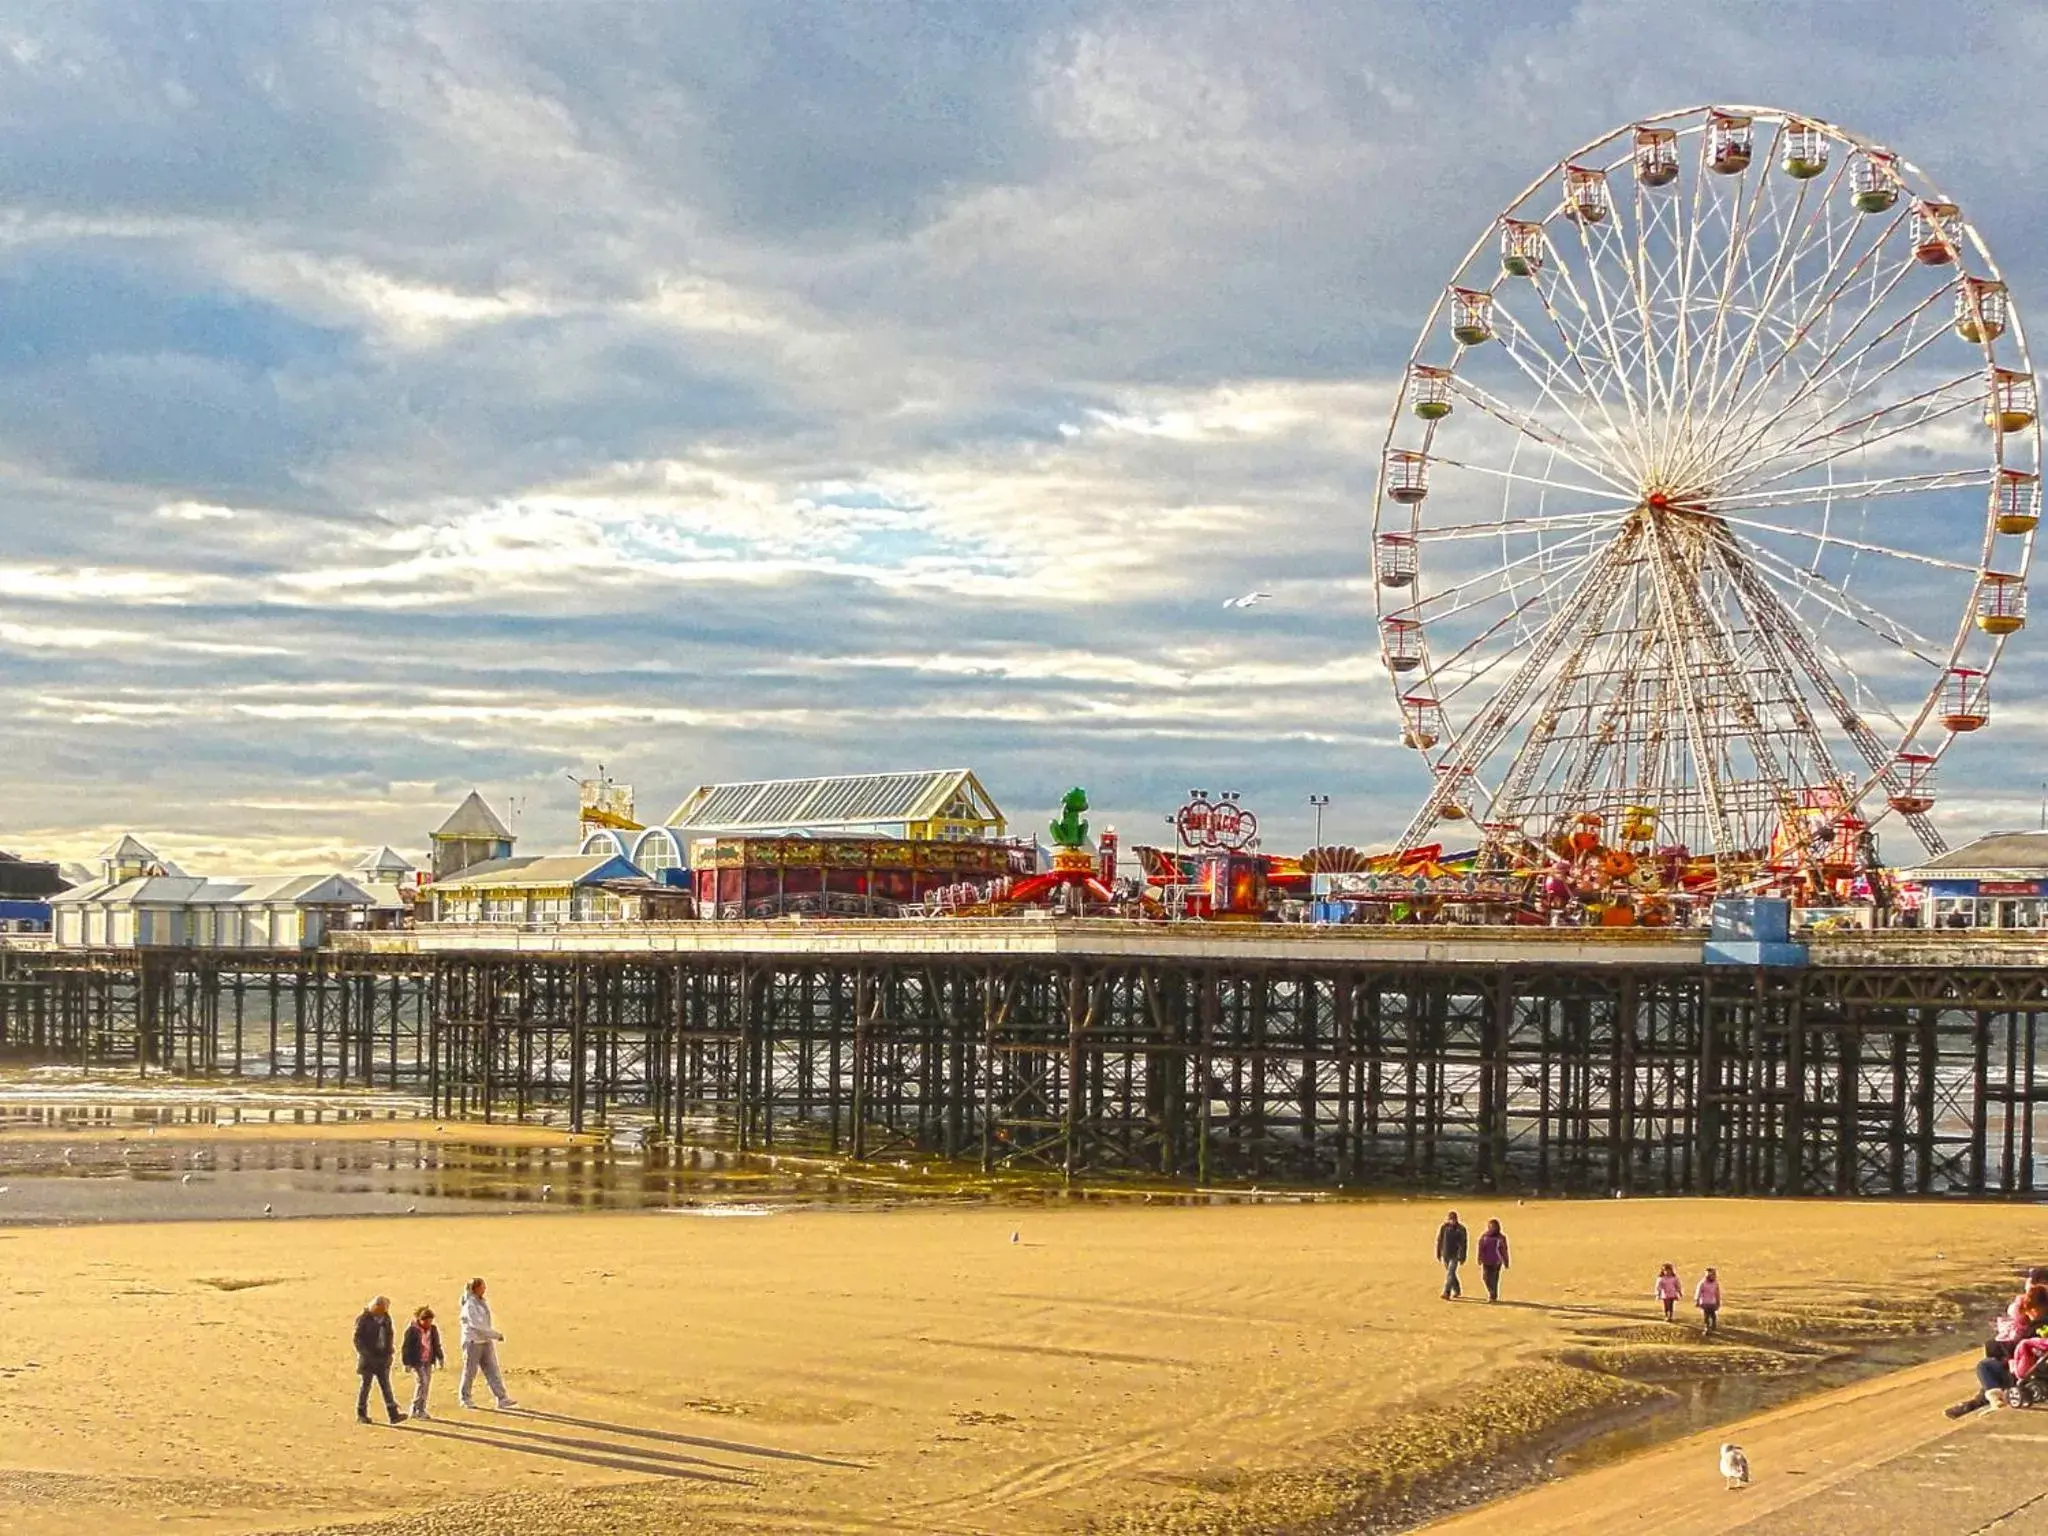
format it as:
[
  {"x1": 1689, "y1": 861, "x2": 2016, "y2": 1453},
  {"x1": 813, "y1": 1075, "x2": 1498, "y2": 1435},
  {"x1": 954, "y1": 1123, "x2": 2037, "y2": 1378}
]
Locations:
[{"x1": 459, "y1": 1277, "x2": 518, "y2": 1411}]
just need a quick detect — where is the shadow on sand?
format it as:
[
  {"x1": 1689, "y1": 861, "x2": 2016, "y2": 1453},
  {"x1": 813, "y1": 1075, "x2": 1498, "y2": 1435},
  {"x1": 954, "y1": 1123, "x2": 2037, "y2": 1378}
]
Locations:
[
  {"x1": 504, "y1": 1407, "x2": 869, "y2": 1468},
  {"x1": 405, "y1": 1418, "x2": 751, "y2": 1483}
]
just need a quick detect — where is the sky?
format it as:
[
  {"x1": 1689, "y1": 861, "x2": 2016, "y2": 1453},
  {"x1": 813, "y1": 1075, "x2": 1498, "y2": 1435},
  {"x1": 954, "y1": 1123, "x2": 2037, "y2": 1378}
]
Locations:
[{"x1": 3, "y1": 0, "x2": 2048, "y2": 874}]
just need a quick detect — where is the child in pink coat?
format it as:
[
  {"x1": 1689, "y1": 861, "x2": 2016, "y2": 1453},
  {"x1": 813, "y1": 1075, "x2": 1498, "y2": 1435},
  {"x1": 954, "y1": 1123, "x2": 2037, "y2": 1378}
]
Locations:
[
  {"x1": 1696, "y1": 1267, "x2": 1723, "y2": 1333},
  {"x1": 1655, "y1": 1263, "x2": 1682, "y2": 1323}
]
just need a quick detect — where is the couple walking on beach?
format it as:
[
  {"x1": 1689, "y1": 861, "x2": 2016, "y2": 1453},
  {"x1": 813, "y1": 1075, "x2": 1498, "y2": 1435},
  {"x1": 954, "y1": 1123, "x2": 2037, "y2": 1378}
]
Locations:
[
  {"x1": 1435, "y1": 1210, "x2": 1510, "y2": 1302},
  {"x1": 353, "y1": 1276, "x2": 519, "y2": 1425}
]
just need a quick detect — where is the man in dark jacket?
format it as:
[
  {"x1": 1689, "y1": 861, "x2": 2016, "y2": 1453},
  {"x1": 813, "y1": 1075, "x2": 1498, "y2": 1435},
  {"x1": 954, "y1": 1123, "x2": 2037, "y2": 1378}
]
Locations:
[
  {"x1": 354, "y1": 1296, "x2": 403, "y2": 1425},
  {"x1": 1435, "y1": 1210, "x2": 1468, "y2": 1300}
]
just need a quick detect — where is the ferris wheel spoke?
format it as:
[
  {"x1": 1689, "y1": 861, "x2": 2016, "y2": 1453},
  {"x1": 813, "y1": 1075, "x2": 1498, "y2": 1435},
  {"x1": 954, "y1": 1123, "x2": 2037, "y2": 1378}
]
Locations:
[
  {"x1": 1712, "y1": 508, "x2": 1986, "y2": 572},
  {"x1": 1403, "y1": 528, "x2": 1605, "y2": 627},
  {"x1": 1424, "y1": 454, "x2": 1634, "y2": 503},
  {"x1": 1409, "y1": 511, "x2": 1617, "y2": 541},
  {"x1": 1712, "y1": 203, "x2": 1912, "y2": 436},
  {"x1": 1496, "y1": 291, "x2": 1644, "y2": 477},
  {"x1": 1689, "y1": 214, "x2": 1928, "y2": 484},
  {"x1": 1485, "y1": 313, "x2": 1639, "y2": 471},
  {"x1": 1444, "y1": 375, "x2": 1639, "y2": 494},
  {"x1": 1708, "y1": 534, "x2": 1947, "y2": 855},
  {"x1": 1734, "y1": 534, "x2": 1951, "y2": 665},
  {"x1": 1713, "y1": 465, "x2": 1991, "y2": 516},
  {"x1": 1706, "y1": 270, "x2": 1955, "y2": 484},
  {"x1": 1404, "y1": 541, "x2": 1640, "y2": 837},
  {"x1": 1424, "y1": 541, "x2": 1612, "y2": 695},
  {"x1": 1680, "y1": 128, "x2": 1786, "y2": 477},
  {"x1": 1733, "y1": 374, "x2": 1982, "y2": 492},
  {"x1": 1696, "y1": 160, "x2": 1845, "y2": 429},
  {"x1": 1547, "y1": 209, "x2": 1657, "y2": 465}
]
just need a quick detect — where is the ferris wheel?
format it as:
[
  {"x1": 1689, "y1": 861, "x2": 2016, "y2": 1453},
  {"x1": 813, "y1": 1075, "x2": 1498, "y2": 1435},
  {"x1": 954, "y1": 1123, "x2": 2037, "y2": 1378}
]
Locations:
[{"x1": 1372, "y1": 105, "x2": 2040, "y2": 881}]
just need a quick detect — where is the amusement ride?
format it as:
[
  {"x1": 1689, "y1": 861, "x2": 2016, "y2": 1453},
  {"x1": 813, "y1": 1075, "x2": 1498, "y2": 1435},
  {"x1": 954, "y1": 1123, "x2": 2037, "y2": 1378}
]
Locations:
[{"x1": 1371, "y1": 105, "x2": 2041, "y2": 917}]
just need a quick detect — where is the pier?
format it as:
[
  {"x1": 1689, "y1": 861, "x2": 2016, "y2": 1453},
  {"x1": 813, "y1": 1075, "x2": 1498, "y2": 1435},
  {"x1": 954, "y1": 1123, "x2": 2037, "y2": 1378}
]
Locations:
[{"x1": 2, "y1": 923, "x2": 2046, "y2": 1197}]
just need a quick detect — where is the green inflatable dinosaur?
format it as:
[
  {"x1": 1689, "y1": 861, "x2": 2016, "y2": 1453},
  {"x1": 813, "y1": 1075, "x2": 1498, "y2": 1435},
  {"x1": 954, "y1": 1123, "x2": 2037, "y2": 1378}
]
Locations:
[{"x1": 1049, "y1": 787, "x2": 1091, "y2": 849}]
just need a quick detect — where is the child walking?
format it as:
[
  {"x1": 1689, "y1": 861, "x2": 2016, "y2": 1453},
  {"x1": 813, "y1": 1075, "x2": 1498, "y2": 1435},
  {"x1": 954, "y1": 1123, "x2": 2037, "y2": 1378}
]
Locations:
[
  {"x1": 1655, "y1": 1262, "x2": 1682, "y2": 1323},
  {"x1": 1696, "y1": 1266, "x2": 1723, "y2": 1333},
  {"x1": 401, "y1": 1305, "x2": 445, "y2": 1420}
]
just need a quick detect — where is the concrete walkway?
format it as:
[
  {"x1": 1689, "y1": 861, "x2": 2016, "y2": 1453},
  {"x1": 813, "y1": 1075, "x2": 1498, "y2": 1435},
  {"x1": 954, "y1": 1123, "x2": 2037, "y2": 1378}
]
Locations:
[{"x1": 1423, "y1": 1349, "x2": 2048, "y2": 1535}]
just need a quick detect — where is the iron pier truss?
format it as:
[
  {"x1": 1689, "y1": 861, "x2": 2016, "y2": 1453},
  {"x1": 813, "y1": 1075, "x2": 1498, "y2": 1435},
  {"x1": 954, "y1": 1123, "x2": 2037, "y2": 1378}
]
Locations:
[{"x1": 3, "y1": 927, "x2": 2048, "y2": 1197}]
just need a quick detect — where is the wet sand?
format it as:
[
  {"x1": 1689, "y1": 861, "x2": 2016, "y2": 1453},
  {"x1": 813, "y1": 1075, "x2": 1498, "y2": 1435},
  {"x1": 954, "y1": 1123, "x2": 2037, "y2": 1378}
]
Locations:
[
  {"x1": 0, "y1": 1198, "x2": 2041, "y2": 1535},
  {"x1": 1421, "y1": 1347, "x2": 2048, "y2": 1535}
]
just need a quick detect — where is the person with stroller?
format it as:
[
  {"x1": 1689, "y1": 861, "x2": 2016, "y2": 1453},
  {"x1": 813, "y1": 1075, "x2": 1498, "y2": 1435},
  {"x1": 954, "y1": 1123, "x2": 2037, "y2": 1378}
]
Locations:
[{"x1": 1948, "y1": 1274, "x2": 2048, "y2": 1417}]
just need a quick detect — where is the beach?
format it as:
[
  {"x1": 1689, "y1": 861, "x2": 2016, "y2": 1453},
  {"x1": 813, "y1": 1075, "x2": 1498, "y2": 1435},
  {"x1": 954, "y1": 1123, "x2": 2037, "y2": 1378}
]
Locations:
[{"x1": 0, "y1": 1195, "x2": 2040, "y2": 1535}]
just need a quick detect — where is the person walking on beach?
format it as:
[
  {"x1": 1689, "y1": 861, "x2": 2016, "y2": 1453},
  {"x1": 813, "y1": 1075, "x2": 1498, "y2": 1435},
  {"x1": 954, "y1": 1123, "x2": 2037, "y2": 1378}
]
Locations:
[
  {"x1": 1695, "y1": 1266, "x2": 1723, "y2": 1334},
  {"x1": 353, "y1": 1296, "x2": 403, "y2": 1425},
  {"x1": 1435, "y1": 1210, "x2": 1468, "y2": 1300},
  {"x1": 401, "y1": 1305, "x2": 445, "y2": 1420},
  {"x1": 1476, "y1": 1218, "x2": 1509, "y2": 1303},
  {"x1": 1655, "y1": 1263, "x2": 1683, "y2": 1323},
  {"x1": 459, "y1": 1276, "x2": 518, "y2": 1410}
]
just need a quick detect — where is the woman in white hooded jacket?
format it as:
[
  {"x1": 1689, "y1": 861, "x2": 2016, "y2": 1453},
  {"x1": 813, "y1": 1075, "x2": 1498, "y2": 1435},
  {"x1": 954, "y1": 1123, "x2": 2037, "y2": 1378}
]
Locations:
[{"x1": 458, "y1": 1276, "x2": 518, "y2": 1410}]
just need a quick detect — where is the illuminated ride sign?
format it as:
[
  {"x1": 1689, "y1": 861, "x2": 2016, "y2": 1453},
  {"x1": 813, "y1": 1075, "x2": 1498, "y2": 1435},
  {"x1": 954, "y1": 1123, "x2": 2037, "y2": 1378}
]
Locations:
[{"x1": 1174, "y1": 791, "x2": 1259, "y2": 852}]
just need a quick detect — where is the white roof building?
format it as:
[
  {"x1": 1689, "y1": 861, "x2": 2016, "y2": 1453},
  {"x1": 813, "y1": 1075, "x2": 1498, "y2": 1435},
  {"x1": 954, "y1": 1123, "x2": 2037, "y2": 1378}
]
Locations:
[{"x1": 51, "y1": 864, "x2": 378, "y2": 951}]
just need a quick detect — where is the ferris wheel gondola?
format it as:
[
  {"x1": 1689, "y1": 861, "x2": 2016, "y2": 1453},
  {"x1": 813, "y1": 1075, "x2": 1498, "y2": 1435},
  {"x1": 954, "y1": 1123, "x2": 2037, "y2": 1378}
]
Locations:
[{"x1": 1371, "y1": 105, "x2": 2041, "y2": 882}]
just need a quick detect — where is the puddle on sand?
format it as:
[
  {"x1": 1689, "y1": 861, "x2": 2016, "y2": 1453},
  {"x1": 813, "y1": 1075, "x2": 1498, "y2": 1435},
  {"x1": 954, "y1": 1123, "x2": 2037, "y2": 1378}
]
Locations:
[
  {"x1": 1550, "y1": 1327, "x2": 1976, "y2": 1477},
  {"x1": 0, "y1": 1075, "x2": 1277, "y2": 1223}
]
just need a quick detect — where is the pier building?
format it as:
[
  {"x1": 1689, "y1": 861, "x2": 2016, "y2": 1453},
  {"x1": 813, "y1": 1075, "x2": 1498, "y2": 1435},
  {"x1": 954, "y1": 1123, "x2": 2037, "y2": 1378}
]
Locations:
[{"x1": 1899, "y1": 832, "x2": 2048, "y2": 929}]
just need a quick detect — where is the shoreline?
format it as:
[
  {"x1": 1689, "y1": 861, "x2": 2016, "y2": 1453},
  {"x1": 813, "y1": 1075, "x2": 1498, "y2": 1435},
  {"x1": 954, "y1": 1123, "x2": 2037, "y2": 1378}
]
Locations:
[
  {"x1": 1084, "y1": 1278, "x2": 2002, "y2": 1536},
  {"x1": 1372, "y1": 1301, "x2": 1996, "y2": 1535}
]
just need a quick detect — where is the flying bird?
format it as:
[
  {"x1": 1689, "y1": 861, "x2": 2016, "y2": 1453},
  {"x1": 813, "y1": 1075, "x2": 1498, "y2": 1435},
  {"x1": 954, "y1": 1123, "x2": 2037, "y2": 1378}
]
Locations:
[
  {"x1": 1222, "y1": 591, "x2": 1272, "y2": 610},
  {"x1": 1720, "y1": 1443, "x2": 1751, "y2": 1489}
]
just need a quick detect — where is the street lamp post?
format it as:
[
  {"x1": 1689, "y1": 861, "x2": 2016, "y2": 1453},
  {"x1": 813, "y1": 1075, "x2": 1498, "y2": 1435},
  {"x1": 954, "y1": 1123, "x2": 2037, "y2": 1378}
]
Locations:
[{"x1": 1308, "y1": 793, "x2": 1331, "y2": 852}]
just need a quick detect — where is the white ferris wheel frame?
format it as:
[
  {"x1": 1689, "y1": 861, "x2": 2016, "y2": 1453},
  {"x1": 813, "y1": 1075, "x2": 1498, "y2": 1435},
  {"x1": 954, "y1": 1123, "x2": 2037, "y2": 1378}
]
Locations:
[{"x1": 1371, "y1": 103, "x2": 2041, "y2": 872}]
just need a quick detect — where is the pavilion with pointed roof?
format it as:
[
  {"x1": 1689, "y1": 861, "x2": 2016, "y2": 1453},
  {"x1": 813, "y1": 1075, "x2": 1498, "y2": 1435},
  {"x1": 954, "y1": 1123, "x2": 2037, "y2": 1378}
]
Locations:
[{"x1": 430, "y1": 791, "x2": 515, "y2": 880}]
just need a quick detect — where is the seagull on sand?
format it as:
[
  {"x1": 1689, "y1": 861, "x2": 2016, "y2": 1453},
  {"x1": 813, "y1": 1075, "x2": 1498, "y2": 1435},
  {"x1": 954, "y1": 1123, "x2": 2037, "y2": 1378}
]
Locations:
[
  {"x1": 1719, "y1": 1443, "x2": 1750, "y2": 1489},
  {"x1": 1222, "y1": 591, "x2": 1272, "y2": 610}
]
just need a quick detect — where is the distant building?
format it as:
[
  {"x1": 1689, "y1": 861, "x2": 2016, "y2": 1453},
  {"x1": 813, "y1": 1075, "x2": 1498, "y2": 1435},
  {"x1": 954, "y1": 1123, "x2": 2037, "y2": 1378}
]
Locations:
[
  {"x1": 421, "y1": 852, "x2": 645, "y2": 925},
  {"x1": 352, "y1": 846, "x2": 419, "y2": 930},
  {"x1": 1898, "y1": 831, "x2": 2048, "y2": 929},
  {"x1": 51, "y1": 864, "x2": 377, "y2": 950},
  {"x1": 0, "y1": 850, "x2": 67, "y2": 932},
  {"x1": 430, "y1": 791, "x2": 515, "y2": 880}
]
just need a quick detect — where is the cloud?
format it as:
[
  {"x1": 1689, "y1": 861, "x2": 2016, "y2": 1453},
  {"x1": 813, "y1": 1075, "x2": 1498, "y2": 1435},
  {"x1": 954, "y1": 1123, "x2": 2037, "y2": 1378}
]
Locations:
[{"x1": 0, "y1": 1, "x2": 2045, "y2": 873}]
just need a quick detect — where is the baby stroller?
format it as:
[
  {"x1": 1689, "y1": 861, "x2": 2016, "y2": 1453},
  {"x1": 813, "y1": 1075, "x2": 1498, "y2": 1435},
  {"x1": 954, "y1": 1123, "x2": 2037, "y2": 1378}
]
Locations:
[{"x1": 2011, "y1": 1369, "x2": 2048, "y2": 1408}]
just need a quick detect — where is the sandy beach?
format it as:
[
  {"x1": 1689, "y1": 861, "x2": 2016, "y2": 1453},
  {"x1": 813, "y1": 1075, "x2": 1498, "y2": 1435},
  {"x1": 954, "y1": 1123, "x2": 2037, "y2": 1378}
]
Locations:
[{"x1": 0, "y1": 1196, "x2": 2039, "y2": 1535}]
